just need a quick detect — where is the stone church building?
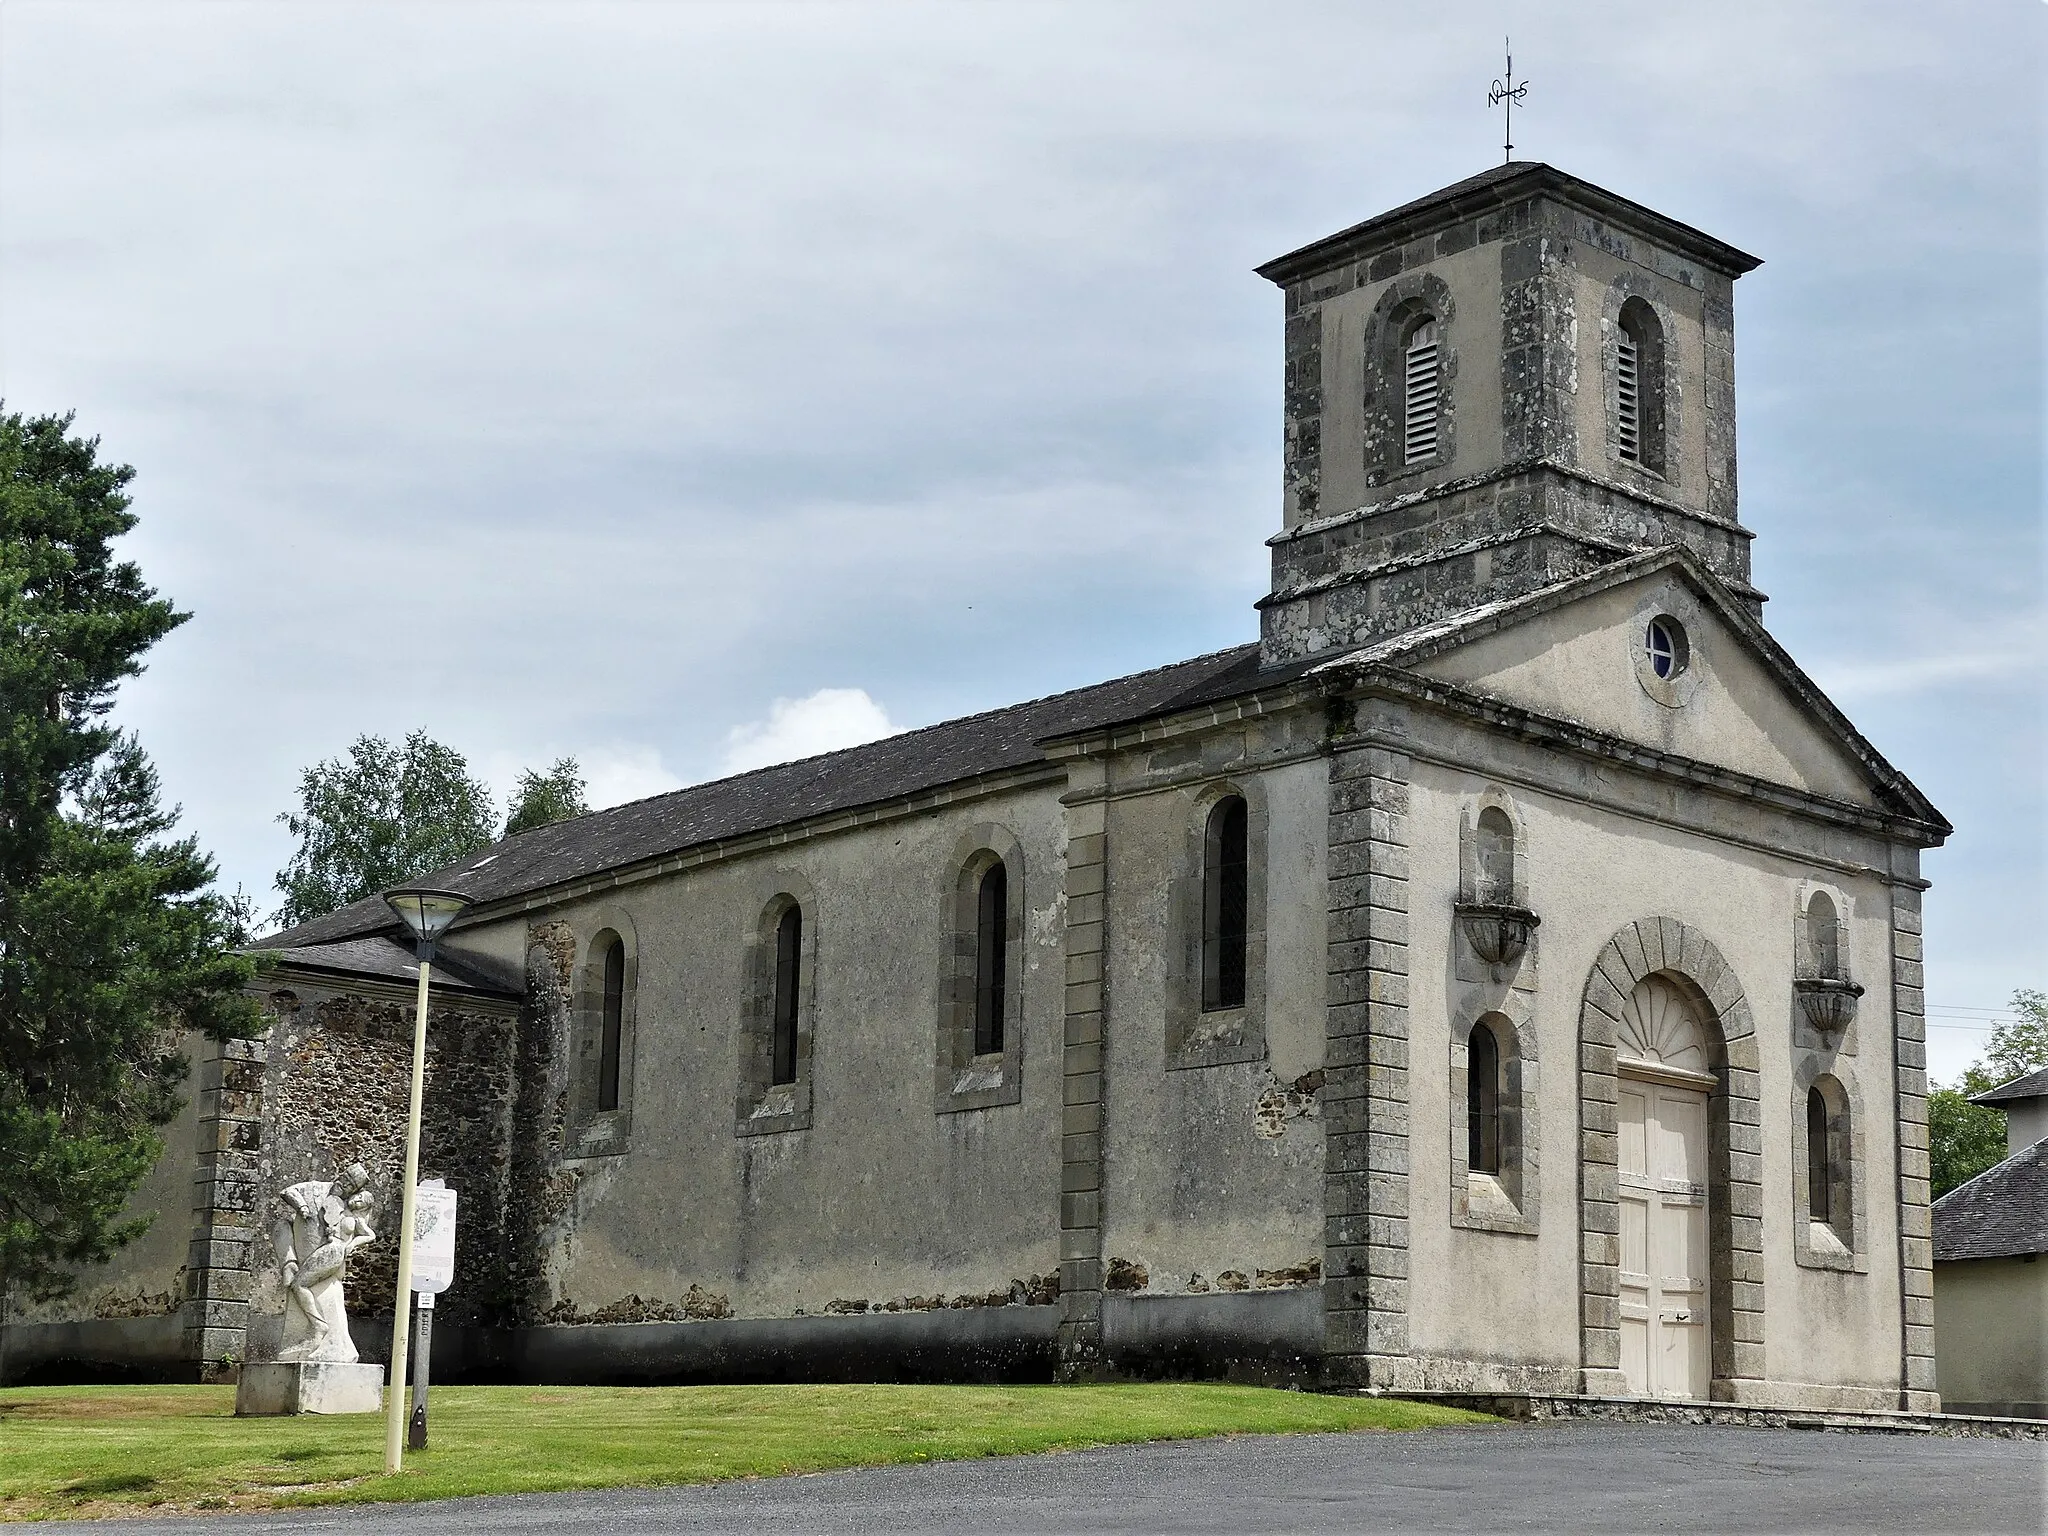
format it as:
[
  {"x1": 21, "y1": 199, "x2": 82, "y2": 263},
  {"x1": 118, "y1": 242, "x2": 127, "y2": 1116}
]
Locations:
[{"x1": 5, "y1": 164, "x2": 1952, "y2": 1411}]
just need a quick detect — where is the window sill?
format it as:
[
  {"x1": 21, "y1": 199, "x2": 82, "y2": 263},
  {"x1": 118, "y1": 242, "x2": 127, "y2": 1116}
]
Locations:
[
  {"x1": 1795, "y1": 1220, "x2": 1863, "y2": 1273},
  {"x1": 1453, "y1": 1172, "x2": 1537, "y2": 1235},
  {"x1": 566, "y1": 1107, "x2": 632, "y2": 1159},
  {"x1": 937, "y1": 1053, "x2": 1021, "y2": 1114},
  {"x1": 735, "y1": 1082, "x2": 811, "y2": 1137},
  {"x1": 1169, "y1": 1006, "x2": 1263, "y2": 1070},
  {"x1": 1373, "y1": 454, "x2": 1449, "y2": 491}
]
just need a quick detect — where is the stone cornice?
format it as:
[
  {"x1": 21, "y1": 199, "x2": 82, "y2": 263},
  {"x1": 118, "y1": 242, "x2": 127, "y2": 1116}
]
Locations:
[
  {"x1": 1341, "y1": 662, "x2": 1949, "y2": 851},
  {"x1": 1255, "y1": 162, "x2": 1763, "y2": 287},
  {"x1": 1265, "y1": 458, "x2": 1756, "y2": 553}
]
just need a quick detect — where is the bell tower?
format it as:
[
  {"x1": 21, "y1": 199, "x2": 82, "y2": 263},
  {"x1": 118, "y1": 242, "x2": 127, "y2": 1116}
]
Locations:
[{"x1": 1254, "y1": 163, "x2": 1764, "y2": 664}]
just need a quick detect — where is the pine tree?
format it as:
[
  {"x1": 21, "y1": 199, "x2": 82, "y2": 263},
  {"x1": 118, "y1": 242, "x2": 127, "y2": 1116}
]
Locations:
[{"x1": 0, "y1": 409, "x2": 262, "y2": 1304}]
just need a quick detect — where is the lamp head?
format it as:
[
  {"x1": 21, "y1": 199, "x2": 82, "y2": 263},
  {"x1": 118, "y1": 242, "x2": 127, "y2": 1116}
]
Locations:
[{"x1": 383, "y1": 886, "x2": 473, "y2": 959}]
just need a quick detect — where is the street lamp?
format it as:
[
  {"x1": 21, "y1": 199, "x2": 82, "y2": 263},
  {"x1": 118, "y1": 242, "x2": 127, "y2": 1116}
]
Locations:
[{"x1": 379, "y1": 884, "x2": 472, "y2": 1474}]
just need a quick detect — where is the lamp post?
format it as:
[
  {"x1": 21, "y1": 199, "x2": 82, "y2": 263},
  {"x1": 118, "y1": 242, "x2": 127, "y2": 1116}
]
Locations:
[{"x1": 380, "y1": 885, "x2": 472, "y2": 1474}]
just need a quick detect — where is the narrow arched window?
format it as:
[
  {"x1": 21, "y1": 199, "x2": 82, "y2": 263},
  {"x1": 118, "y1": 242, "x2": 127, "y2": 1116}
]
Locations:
[
  {"x1": 1202, "y1": 796, "x2": 1249, "y2": 1011},
  {"x1": 596, "y1": 937, "x2": 625, "y2": 1112},
  {"x1": 1475, "y1": 806, "x2": 1515, "y2": 904},
  {"x1": 974, "y1": 861, "x2": 1008, "y2": 1056},
  {"x1": 771, "y1": 905, "x2": 802, "y2": 1086},
  {"x1": 1616, "y1": 299, "x2": 1665, "y2": 473},
  {"x1": 1807, "y1": 1086, "x2": 1832, "y2": 1225},
  {"x1": 1805, "y1": 892, "x2": 1840, "y2": 979},
  {"x1": 1467, "y1": 1022, "x2": 1501, "y2": 1175},
  {"x1": 1403, "y1": 317, "x2": 1441, "y2": 464}
]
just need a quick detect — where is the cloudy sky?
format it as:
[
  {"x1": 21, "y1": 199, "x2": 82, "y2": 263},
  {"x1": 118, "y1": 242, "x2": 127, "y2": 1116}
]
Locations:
[{"x1": 2, "y1": 1, "x2": 2038, "y2": 1081}]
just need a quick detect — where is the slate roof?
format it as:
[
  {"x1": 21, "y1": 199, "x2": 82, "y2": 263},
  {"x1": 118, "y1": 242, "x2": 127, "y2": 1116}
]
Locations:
[
  {"x1": 1934, "y1": 1140, "x2": 2048, "y2": 1261},
  {"x1": 1254, "y1": 162, "x2": 1763, "y2": 286},
  {"x1": 256, "y1": 936, "x2": 525, "y2": 999},
  {"x1": 1972, "y1": 1066, "x2": 2048, "y2": 1106},
  {"x1": 257, "y1": 643, "x2": 1298, "y2": 952}
]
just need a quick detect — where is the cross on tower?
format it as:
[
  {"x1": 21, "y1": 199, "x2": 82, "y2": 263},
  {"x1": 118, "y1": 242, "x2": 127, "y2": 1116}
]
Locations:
[{"x1": 1487, "y1": 39, "x2": 1530, "y2": 163}]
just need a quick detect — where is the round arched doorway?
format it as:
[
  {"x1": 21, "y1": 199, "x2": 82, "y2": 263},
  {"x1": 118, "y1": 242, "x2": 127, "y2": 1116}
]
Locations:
[{"x1": 1614, "y1": 975, "x2": 1716, "y2": 1399}]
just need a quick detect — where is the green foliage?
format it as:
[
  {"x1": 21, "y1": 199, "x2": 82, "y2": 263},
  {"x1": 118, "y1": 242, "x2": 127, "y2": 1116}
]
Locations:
[
  {"x1": 1928, "y1": 1085, "x2": 2009, "y2": 1199},
  {"x1": 1929, "y1": 988, "x2": 2048, "y2": 1198},
  {"x1": 503, "y1": 756, "x2": 589, "y2": 837},
  {"x1": 1980, "y1": 988, "x2": 2048, "y2": 1086},
  {"x1": 273, "y1": 731, "x2": 497, "y2": 926},
  {"x1": 0, "y1": 409, "x2": 262, "y2": 1304}
]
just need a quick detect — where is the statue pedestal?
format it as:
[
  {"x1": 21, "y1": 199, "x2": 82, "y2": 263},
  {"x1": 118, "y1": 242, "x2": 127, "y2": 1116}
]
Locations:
[{"x1": 235, "y1": 1361, "x2": 384, "y2": 1416}]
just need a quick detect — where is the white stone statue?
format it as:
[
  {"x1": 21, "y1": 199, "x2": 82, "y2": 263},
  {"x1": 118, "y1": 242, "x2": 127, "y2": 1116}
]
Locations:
[{"x1": 273, "y1": 1163, "x2": 377, "y2": 1364}]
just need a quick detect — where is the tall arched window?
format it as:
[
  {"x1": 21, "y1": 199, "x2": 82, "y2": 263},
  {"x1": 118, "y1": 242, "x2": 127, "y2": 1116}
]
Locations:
[
  {"x1": 596, "y1": 937, "x2": 625, "y2": 1112},
  {"x1": 1202, "y1": 796, "x2": 1249, "y2": 1011},
  {"x1": 771, "y1": 904, "x2": 802, "y2": 1086},
  {"x1": 1467, "y1": 1021, "x2": 1501, "y2": 1176},
  {"x1": 974, "y1": 861, "x2": 1008, "y2": 1056},
  {"x1": 1806, "y1": 1086, "x2": 1832, "y2": 1226},
  {"x1": 1805, "y1": 891, "x2": 1841, "y2": 978},
  {"x1": 1475, "y1": 806, "x2": 1515, "y2": 904},
  {"x1": 1616, "y1": 298, "x2": 1666, "y2": 474},
  {"x1": 1403, "y1": 317, "x2": 1442, "y2": 464}
]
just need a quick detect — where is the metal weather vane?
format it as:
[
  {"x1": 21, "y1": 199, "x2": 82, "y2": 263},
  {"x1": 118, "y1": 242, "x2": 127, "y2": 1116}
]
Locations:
[{"x1": 1488, "y1": 38, "x2": 1530, "y2": 163}]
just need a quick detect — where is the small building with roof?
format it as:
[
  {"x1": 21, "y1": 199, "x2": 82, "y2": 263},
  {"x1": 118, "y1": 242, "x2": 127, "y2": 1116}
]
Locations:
[{"x1": 1931, "y1": 1071, "x2": 2048, "y2": 1418}]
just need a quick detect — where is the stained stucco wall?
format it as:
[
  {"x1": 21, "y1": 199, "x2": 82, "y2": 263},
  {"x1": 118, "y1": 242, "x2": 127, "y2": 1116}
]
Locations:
[
  {"x1": 1934, "y1": 1257, "x2": 2048, "y2": 1416},
  {"x1": 1308, "y1": 240, "x2": 1505, "y2": 525},
  {"x1": 1400, "y1": 749, "x2": 1905, "y2": 1398},
  {"x1": 1415, "y1": 571, "x2": 1875, "y2": 806},
  {"x1": 6, "y1": 1032, "x2": 204, "y2": 1328},
  {"x1": 1097, "y1": 751, "x2": 1328, "y2": 1299},
  {"x1": 530, "y1": 781, "x2": 1069, "y2": 1322},
  {"x1": 1564, "y1": 237, "x2": 1719, "y2": 515}
]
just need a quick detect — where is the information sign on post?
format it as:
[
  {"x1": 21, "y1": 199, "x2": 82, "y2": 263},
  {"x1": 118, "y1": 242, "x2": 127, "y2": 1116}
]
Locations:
[
  {"x1": 406, "y1": 1181, "x2": 457, "y2": 1449},
  {"x1": 409, "y1": 1182, "x2": 458, "y2": 1295}
]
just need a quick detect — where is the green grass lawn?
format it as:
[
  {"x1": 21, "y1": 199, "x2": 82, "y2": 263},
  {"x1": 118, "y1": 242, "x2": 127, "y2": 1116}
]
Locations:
[{"x1": 0, "y1": 1381, "x2": 1491, "y2": 1521}]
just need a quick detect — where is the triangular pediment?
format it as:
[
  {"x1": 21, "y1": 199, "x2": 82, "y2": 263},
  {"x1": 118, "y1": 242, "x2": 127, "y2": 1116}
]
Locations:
[{"x1": 1376, "y1": 551, "x2": 1942, "y2": 826}]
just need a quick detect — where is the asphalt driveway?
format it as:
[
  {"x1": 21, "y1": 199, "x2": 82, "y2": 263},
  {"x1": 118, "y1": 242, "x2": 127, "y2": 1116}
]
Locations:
[{"x1": 21, "y1": 1421, "x2": 2045, "y2": 1534}]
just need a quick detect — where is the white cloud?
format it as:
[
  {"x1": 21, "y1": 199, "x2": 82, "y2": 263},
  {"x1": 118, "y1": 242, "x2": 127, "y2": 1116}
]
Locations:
[
  {"x1": 582, "y1": 745, "x2": 688, "y2": 809},
  {"x1": 1804, "y1": 613, "x2": 2047, "y2": 702},
  {"x1": 719, "y1": 689, "x2": 899, "y2": 776}
]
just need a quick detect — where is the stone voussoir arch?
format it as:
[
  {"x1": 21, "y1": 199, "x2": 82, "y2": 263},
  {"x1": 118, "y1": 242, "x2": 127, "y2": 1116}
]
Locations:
[{"x1": 1578, "y1": 916, "x2": 1764, "y2": 1399}]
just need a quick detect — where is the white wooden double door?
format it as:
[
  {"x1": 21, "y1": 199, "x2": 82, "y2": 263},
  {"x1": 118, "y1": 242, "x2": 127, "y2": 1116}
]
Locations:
[{"x1": 1617, "y1": 1075, "x2": 1711, "y2": 1400}]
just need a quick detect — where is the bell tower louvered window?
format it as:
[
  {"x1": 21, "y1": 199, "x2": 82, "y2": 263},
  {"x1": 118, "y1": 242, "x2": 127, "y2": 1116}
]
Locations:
[
  {"x1": 1402, "y1": 318, "x2": 1441, "y2": 464},
  {"x1": 1615, "y1": 298, "x2": 1665, "y2": 474},
  {"x1": 1617, "y1": 332, "x2": 1642, "y2": 462}
]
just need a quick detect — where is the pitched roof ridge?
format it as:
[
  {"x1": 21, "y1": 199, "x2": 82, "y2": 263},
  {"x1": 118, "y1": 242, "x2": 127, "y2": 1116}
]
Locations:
[{"x1": 1973, "y1": 1064, "x2": 2048, "y2": 1105}]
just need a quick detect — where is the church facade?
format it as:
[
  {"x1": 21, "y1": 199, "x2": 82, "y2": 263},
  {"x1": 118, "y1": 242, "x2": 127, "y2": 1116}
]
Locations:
[{"x1": 5, "y1": 164, "x2": 1950, "y2": 1412}]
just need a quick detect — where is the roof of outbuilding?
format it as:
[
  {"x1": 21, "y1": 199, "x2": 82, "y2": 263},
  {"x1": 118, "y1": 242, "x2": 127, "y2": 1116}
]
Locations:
[
  {"x1": 259, "y1": 936, "x2": 526, "y2": 999},
  {"x1": 256, "y1": 642, "x2": 1295, "y2": 951},
  {"x1": 1254, "y1": 162, "x2": 1764, "y2": 286},
  {"x1": 1934, "y1": 1140, "x2": 2048, "y2": 1261},
  {"x1": 1972, "y1": 1066, "x2": 2048, "y2": 1107}
]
